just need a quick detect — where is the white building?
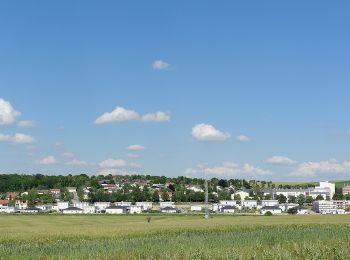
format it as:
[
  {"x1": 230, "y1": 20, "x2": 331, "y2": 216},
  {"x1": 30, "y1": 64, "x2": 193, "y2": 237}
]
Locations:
[
  {"x1": 160, "y1": 206, "x2": 177, "y2": 213},
  {"x1": 0, "y1": 200, "x2": 10, "y2": 212},
  {"x1": 57, "y1": 202, "x2": 69, "y2": 211},
  {"x1": 36, "y1": 205, "x2": 53, "y2": 212},
  {"x1": 115, "y1": 201, "x2": 132, "y2": 207},
  {"x1": 94, "y1": 202, "x2": 111, "y2": 211},
  {"x1": 232, "y1": 190, "x2": 250, "y2": 201},
  {"x1": 261, "y1": 206, "x2": 282, "y2": 215},
  {"x1": 15, "y1": 200, "x2": 28, "y2": 210},
  {"x1": 23, "y1": 207, "x2": 41, "y2": 213},
  {"x1": 279, "y1": 203, "x2": 298, "y2": 212},
  {"x1": 242, "y1": 200, "x2": 258, "y2": 209},
  {"x1": 313, "y1": 201, "x2": 337, "y2": 214},
  {"x1": 160, "y1": 202, "x2": 175, "y2": 208},
  {"x1": 62, "y1": 207, "x2": 84, "y2": 214},
  {"x1": 105, "y1": 205, "x2": 126, "y2": 214},
  {"x1": 136, "y1": 202, "x2": 153, "y2": 211},
  {"x1": 220, "y1": 205, "x2": 236, "y2": 213},
  {"x1": 130, "y1": 205, "x2": 142, "y2": 214},
  {"x1": 261, "y1": 200, "x2": 279, "y2": 207},
  {"x1": 190, "y1": 205, "x2": 202, "y2": 212},
  {"x1": 292, "y1": 205, "x2": 308, "y2": 215},
  {"x1": 67, "y1": 187, "x2": 77, "y2": 193}
]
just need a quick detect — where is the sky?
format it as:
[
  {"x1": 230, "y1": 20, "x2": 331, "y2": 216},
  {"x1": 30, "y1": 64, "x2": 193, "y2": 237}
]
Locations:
[{"x1": 0, "y1": 1, "x2": 350, "y2": 181}]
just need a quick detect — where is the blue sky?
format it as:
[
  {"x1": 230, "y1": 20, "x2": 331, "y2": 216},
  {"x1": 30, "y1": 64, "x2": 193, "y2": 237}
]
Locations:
[{"x1": 1, "y1": 1, "x2": 350, "y2": 181}]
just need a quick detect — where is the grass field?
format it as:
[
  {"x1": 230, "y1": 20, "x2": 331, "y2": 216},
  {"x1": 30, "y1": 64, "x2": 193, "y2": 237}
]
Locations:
[{"x1": 1, "y1": 214, "x2": 350, "y2": 259}]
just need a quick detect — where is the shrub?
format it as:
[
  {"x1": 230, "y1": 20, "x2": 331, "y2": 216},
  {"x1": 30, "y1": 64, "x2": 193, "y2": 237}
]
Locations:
[{"x1": 264, "y1": 211, "x2": 273, "y2": 216}]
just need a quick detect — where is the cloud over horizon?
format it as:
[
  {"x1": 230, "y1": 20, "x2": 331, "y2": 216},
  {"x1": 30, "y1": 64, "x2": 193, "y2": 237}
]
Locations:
[{"x1": 192, "y1": 123, "x2": 230, "y2": 142}]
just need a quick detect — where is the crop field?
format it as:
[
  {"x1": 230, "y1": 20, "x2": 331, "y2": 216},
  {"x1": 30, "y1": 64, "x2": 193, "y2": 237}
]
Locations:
[{"x1": 1, "y1": 214, "x2": 350, "y2": 259}]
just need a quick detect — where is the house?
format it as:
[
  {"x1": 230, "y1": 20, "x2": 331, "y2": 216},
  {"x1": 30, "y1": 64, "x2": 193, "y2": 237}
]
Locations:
[
  {"x1": 292, "y1": 205, "x2": 308, "y2": 215},
  {"x1": 5, "y1": 192, "x2": 18, "y2": 200},
  {"x1": 342, "y1": 186, "x2": 350, "y2": 195},
  {"x1": 94, "y1": 202, "x2": 111, "y2": 212},
  {"x1": 73, "y1": 202, "x2": 95, "y2": 214},
  {"x1": 136, "y1": 202, "x2": 153, "y2": 211},
  {"x1": 159, "y1": 202, "x2": 175, "y2": 208},
  {"x1": 158, "y1": 192, "x2": 173, "y2": 201},
  {"x1": 15, "y1": 200, "x2": 28, "y2": 210},
  {"x1": 0, "y1": 200, "x2": 10, "y2": 212},
  {"x1": 23, "y1": 207, "x2": 41, "y2": 213},
  {"x1": 105, "y1": 205, "x2": 126, "y2": 214},
  {"x1": 57, "y1": 202, "x2": 69, "y2": 211},
  {"x1": 50, "y1": 189, "x2": 61, "y2": 195},
  {"x1": 160, "y1": 206, "x2": 177, "y2": 213},
  {"x1": 261, "y1": 200, "x2": 279, "y2": 207},
  {"x1": 62, "y1": 207, "x2": 84, "y2": 214},
  {"x1": 187, "y1": 186, "x2": 204, "y2": 193},
  {"x1": 242, "y1": 200, "x2": 258, "y2": 209},
  {"x1": 130, "y1": 205, "x2": 142, "y2": 214},
  {"x1": 190, "y1": 205, "x2": 202, "y2": 212},
  {"x1": 219, "y1": 200, "x2": 237, "y2": 206},
  {"x1": 36, "y1": 205, "x2": 53, "y2": 212},
  {"x1": 115, "y1": 201, "x2": 132, "y2": 207},
  {"x1": 220, "y1": 205, "x2": 236, "y2": 214},
  {"x1": 232, "y1": 190, "x2": 250, "y2": 201},
  {"x1": 261, "y1": 206, "x2": 282, "y2": 215},
  {"x1": 36, "y1": 190, "x2": 49, "y2": 195},
  {"x1": 313, "y1": 201, "x2": 337, "y2": 214},
  {"x1": 279, "y1": 203, "x2": 298, "y2": 212},
  {"x1": 67, "y1": 187, "x2": 77, "y2": 193}
]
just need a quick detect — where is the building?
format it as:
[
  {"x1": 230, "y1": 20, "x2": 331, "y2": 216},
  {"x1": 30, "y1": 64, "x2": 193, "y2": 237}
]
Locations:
[
  {"x1": 220, "y1": 205, "x2": 236, "y2": 214},
  {"x1": 242, "y1": 200, "x2": 257, "y2": 209},
  {"x1": 136, "y1": 202, "x2": 153, "y2": 211},
  {"x1": 261, "y1": 200, "x2": 279, "y2": 207},
  {"x1": 36, "y1": 205, "x2": 53, "y2": 212},
  {"x1": 94, "y1": 202, "x2": 111, "y2": 211},
  {"x1": 0, "y1": 200, "x2": 10, "y2": 212},
  {"x1": 105, "y1": 205, "x2": 126, "y2": 214},
  {"x1": 62, "y1": 207, "x2": 84, "y2": 214},
  {"x1": 67, "y1": 187, "x2": 77, "y2": 193},
  {"x1": 219, "y1": 200, "x2": 237, "y2": 206},
  {"x1": 23, "y1": 207, "x2": 41, "y2": 213},
  {"x1": 311, "y1": 181, "x2": 335, "y2": 200},
  {"x1": 130, "y1": 205, "x2": 142, "y2": 214},
  {"x1": 15, "y1": 200, "x2": 28, "y2": 210},
  {"x1": 342, "y1": 186, "x2": 350, "y2": 195},
  {"x1": 57, "y1": 202, "x2": 69, "y2": 211},
  {"x1": 115, "y1": 201, "x2": 132, "y2": 207},
  {"x1": 232, "y1": 190, "x2": 250, "y2": 201},
  {"x1": 261, "y1": 206, "x2": 282, "y2": 215},
  {"x1": 279, "y1": 203, "x2": 298, "y2": 212},
  {"x1": 160, "y1": 206, "x2": 177, "y2": 213},
  {"x1": 292, "y1": 205, "x2": 308, "y2": 215},
  {"x1": 190, "y1": 205, "x2": 202, "y2": 212},
  {"x1": 159, "y1": 202, "x2": 175, "y2": 208},
  {"x1": 313, "y1": 201, "x2": 337, "y2": 214}
]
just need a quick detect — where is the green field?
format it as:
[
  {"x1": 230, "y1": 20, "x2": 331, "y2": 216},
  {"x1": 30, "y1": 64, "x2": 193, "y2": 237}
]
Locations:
[{"x1": 1, "y1": 214, "x2": 350, "y2": 259}]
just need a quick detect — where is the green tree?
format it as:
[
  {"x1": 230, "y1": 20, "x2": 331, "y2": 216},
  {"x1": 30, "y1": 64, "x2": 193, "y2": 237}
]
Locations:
[
  {"x1": 288, "y1": 196, "x2": 296, "y2": 203},
  {"x1": 161, "y1": 192, "x2": 170, "y2": 202},
  {"x1": 316, "y1": 195, "x2": 324, "y2": 201},
  {"x1": 287, "y1": 207, "x2": 298, "y2": 215},
  {"x1": 152, "y1": 191, "x2": 160, "y2": 202},
  {"x1": 296, "y1": 194, "x2": 305, "y2": 205},
  {"x1": 234, "y1": 194, "x2": 242, "y2": 203},
  {"x1": 305, "y1": 196, "x2": 314, "y2": 204},
  {"x1": 277, "y1": 194, "x2": 287, "y2": 204}
]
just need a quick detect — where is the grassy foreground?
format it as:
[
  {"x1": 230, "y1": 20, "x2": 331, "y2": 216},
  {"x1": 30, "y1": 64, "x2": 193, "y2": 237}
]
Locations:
[{"x1": 1, "y1": 214, "x2": 350, "y2": 259}]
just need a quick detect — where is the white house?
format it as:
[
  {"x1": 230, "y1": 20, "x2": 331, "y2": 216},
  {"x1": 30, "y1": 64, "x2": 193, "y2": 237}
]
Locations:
[
  {"x1": 232, "y1": 190, "x2": 250, "y2": 201},
  {"x1": 105, "y1": 205, "x2": 126, "y2": 214},
  {"x1": 83, "y1": 205, "x2": 96, "y2": 214},
  {"x1": 67, "y1": 187, "x2": 77, "y2": 193},
  {"x1": 160, "y1": 206, "x2": 177, "y2": 213},
  {"x1": 279, "y1": 203, "x2": 298, "y2": 212},
  {"x1": 130, "y1": 205, "x2": 142, "y2": 214},
  {"x1": 0, "y1": 200, "x2": 10, "y2": 212},
  {"x1": 23, "y1": 207, "x2": 41, "y2": 213},
  {"x1": 187, "y1": 186, "x2": 204, "y2": 193},
  {"x1": 220, "y1": 205, "x2": 236, "y2": 214},
  {"x1": 57, "y1": 202, "x2": 69, "y2": 211},
  {"x1": 261, "y1": 200, "x2": 279, "y2": 207},
  {"x1": 15, "y1": 200, "x2": 28, "y2": 210},
  {"x1": 313, "y1": 201, "x2": 337, "y2": 214},
  {"x1": 261, "y1": 206, "x2": 282, "y2": 215},
  {"x1": 160, "y1": 202, "x2": 175, "y2": 208},
  {"x1": 136, "y1": 202, "x2": 153, "y2": 211},
  {"x1": 94, "y1": 202, "x2": 111, "y2": 211},
  {"x1": 115, "y1": 201, "x2": 132, "y2": 207},
  {"x1": 219, "y1": 200, "x2": 237, "y2": 206},
  {"x1": 62, "y1": 207, "x2": 84, "y2": 214},
  {"x1": 242, "y1": 200, "x2": 258, "y2": 209},
  {"x1": 36, "y1": 205, "x2": 53, "y2": 212},
  {"x1": 190, "y1": 205, "x2": 202, "y2": 212},
  {"x1": 292, "y1": 205, "x2": 308, "y2": 215}
]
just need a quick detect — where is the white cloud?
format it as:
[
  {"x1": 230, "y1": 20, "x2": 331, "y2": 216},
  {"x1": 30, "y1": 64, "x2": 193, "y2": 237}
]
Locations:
[
  {"x1": 185, "y1": 162, "x2": 273, "y2": 178},
  {"x1": 0, "y1": 98, "x2": 21, "y2": 126},
  {"x1": 99, "y1": 168, "x2": 119, "y2": 176},
  {"x1": 94, "y1": 106, "x2": 170, "y2": 124},
  {"x1": 266, "y1": 156, "x2": 298, "y2": 166},
  {"x1": 129, "y1": 162, "x2": 142, "y2": 168},
  {"x1": 38, "y1": 155, "x2": 57, "y2": 165},
  {"x1": 99, "y1": 158, "x2": 127, "y2": 168},
  {"x1": 127, "y1": 144, "x2": 145, "y2": 151},
  {"x1": 0, "y1": 133, "x2": 36, "y2": 144},
  {"x1": 141, "y1": 112, "x2": 170, "y2": 122},
  {"x1": 192, "y1": 123, "x2": 230, "y2": 142},
  {"x1": 126, "y1": 153, "x2": 142, "y2": 158},
  {"x1": 18, "y1": 120, "x2": 36, "y2": 128},
  {"x1": 152, "y1": 59, "x2": 170, "y2": 70},
  {"x1": 237, "y1": 135, "x2": 250, "y2": 142},
  {"x1": 94, "y1": 107, "x2": 140, "y2": 124},
  {"x1": 65, "y1": 159, "x2": 93, "y2": 166},
  {"x1": 290, "y1": 160, "x2": 350, "y2": 177}
]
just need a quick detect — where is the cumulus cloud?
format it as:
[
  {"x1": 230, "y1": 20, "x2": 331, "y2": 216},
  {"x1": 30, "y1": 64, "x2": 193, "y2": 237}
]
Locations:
[
  {"x1": 141, "y1": 112, "x2": 170, "y2": 122},
  {"x1": 192, "y1": 123, "x2": 230, "y2": 142},
  {"x1": 99, "y1": 158, "x2": 127, "y2": 168},
  {"x1": 152, "y1": 59, "x2": 170, "y2": 70},
  {"x1": 237, "y1": 135, "x2": 250, "y2": 142},
  {"x1": 127, "y1": 144, "x2": 145, "y2": 151},
  {"x1": 0, "y1": 98, "x2": 21, "y2": 126},
  {"x1": 129, "y1": 162, "x2": 142, "y2": 168},
  {"x1": 0, "y1": 133, "x2": 36, "y2": 144},
  {"x1": 65, "y1": 159, "x2": 93, "y2": 166},
  {"x1": 18, "y1": 120, "x2": 36, "y2": 128},
  {"x1": 266, "y1": 156, "x2": 298, "y2": 166},
  {"x1": 290, "y1": 160, "x2": 350, "y2": 177},
  {"x1": 38, "y1": 155, "x2": 57, "y2": 165},
  {"x1": 94, "y1": 106, "x2": 170, "y2": 124},
  {"x1": 185, "y1": 162, "x2": 273, "y2": 178},
  {"x1": 63, "y1": 152, "x2": 74, "y2": 158}
]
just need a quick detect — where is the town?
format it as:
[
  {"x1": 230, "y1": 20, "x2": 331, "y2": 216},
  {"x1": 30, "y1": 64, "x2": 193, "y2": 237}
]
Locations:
[{"x1": 1, "y1": 174, "x2": 350, "y2": 216}]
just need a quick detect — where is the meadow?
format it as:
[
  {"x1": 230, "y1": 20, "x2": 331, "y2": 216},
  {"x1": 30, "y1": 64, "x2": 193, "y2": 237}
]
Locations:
[{"x1": 1, "y1": 214, "x2": 350, "y2": 259}]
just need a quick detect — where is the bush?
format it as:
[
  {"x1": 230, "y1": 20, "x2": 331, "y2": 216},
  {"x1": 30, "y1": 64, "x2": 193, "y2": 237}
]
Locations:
[
  {"x1": 287, "y1": 208, "x2": 298, "y2": 215},
  {"x1": 264, "y1": 211, "x2": 273, "y2": 216}
]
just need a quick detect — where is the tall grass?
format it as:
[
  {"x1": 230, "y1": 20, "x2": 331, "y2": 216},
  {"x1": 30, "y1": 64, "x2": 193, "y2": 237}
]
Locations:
[{"x1": 0, "y1": 215, "x2": 349, "y2": 259}]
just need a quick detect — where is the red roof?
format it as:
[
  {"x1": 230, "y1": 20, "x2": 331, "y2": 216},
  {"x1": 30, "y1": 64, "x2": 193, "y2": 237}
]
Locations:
[{"x1": 0, "y1": 200, "x2": 10, "y2": 205}]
